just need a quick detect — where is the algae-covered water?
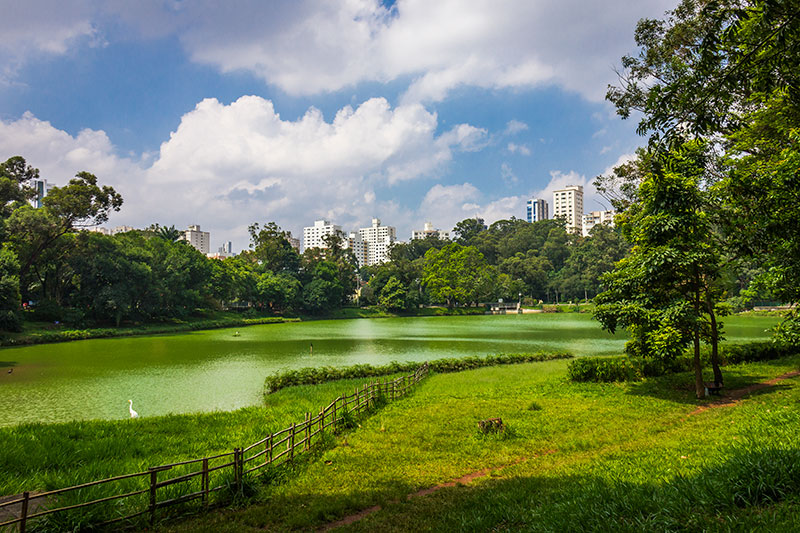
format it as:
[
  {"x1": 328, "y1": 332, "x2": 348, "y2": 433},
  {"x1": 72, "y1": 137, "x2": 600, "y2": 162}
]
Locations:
[{"x1": 0, "y1": 314, "x2": 777, "y2": 426}]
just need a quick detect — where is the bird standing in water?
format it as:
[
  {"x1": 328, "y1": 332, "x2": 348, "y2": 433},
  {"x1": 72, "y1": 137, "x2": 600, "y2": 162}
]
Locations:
[{"x1": 128, "y1": 399, "x2": 139, "y2": 418}]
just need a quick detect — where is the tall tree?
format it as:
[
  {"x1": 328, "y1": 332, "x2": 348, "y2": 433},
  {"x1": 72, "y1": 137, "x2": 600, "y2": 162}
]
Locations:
[{"x1": 595, "y1": 143, "x2": 723, "y2": 398}]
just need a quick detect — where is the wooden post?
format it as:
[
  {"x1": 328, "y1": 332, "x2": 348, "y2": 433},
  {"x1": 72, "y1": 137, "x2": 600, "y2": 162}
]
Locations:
[
  {"x1": 19, "y1": 491, "x2": 29, "y2": 533},
  {"x1": 234, "y1": 448, "x2": 242, "y2": 494},
  {"x1": 268, "y1": 433, "x2": 273, "y2": 464},
  {"x1": 355, "y1": 386, "x2": 359, "y2": 413},
  {"x1": 320, "y1": 409, "x2": 325, "y2": 438},
  {"x1": 289, "y1": 423, "x2": 295, "y2": 463},
  {"x1": 149, "y1": 468, "x2": 158, "y2": 527},
  {"x1": 333, "y1": 397, "x2": 338, "y2": 432},
  {"x1": 305, "y1": 412, "x2": 311, "y2": 450},
  {"x1": 202, "y1": 458, "x2": 209, "y2": 509}
]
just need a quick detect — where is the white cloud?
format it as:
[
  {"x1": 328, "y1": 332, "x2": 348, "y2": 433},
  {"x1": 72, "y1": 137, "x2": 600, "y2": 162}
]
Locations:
[
  {"x1": 0, "y1": 97, "x2": 487, "y2": 250},
  {"x1": 507, "y1": 142, "x2": 531, "y2": 156},
  {"x1": 3, "y1": 1, "x2": 677, "y2": 101},
  {"x1": 504, "y1": 120, "x2": 529, "y2": 136}
]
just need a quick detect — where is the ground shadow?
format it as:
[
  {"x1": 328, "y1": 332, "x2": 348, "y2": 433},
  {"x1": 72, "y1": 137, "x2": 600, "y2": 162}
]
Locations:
[{"x1": 0, "y1": 361, "x2": 17, "y2": 369}]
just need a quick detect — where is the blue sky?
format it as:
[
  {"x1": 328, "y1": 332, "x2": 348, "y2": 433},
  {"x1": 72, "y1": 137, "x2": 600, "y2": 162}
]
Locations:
[{"x1": 0, "y1": 0, "x2": 676, "y2": 252}]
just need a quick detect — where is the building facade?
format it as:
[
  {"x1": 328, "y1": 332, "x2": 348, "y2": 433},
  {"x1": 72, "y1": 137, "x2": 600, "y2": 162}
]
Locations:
[
  {"x1": 411, "y1": 222, "x2": 449, "y2": 240},
  {"x1": 526, "y1": 198, "x2": 549, "y2": 223},
  {"x1": 29, "y1": 178, "x2": 54, "y2": 208},
  {"x1": 553, "y1": 185, "x2": 584, "y2": 234},
  {"x1": 180, "y1": 224, "x2": 210, "y2": 254},
  {"x1": 581, "y1": 210, "x2": 615, "y2": 237},
  {"x1": 303, "y1": 220, "x2": 342, "y2": 251},
  {"x1": 345, "y1": 232, "x2": 368, "y2": 267},
  {"x1": 359, "y1": 218, "x2": 396, "y2": 266}
]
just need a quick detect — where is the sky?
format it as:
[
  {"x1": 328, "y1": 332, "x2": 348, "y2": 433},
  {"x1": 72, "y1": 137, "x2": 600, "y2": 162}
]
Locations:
[{"x1": 0, "y1": 0, "x2": 676, "y2": 253}]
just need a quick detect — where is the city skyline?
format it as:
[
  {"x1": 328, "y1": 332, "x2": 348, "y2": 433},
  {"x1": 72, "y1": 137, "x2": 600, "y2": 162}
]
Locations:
[{"x1": 0, "y1": 1, "x2": 671, "y2": 251}]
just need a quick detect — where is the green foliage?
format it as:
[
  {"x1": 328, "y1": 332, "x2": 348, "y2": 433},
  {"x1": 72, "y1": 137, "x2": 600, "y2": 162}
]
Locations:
[
  {"x1": 377, "y1": 276, "x2": 407, "y2": 311},
  {"x1": 264, "y1": 351, "x2": 573, "y2": 394},
  {"x1": 423, "y1": 242, "x2": 494, "y2": 307},
  {"x1": 569, "y1": 341, "x2": 800, "y2": 383},
  {"x1": 0, "y1": 244, "x2": 21, "y2": 330},
  {"x1": 567, "y1": 356, "x2": 636, "y2": 383}
]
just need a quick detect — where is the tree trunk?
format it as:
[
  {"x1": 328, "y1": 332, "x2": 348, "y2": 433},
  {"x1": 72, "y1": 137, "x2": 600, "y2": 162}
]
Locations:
[
  {"x1": 693, "y1": 276, "x2": 704, "y2": 399},
  {"x1": 706, "y1": 293, "x2": 723, "y2": 386},
  {"x1": 693, "y1": 328, "x2": 704, "y2": 399}
]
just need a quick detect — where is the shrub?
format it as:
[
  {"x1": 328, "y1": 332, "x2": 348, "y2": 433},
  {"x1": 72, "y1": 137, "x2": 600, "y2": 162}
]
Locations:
[
  {"x1": 265, "y1": 351, "x2": 573, "y2": 395},
  {"x1": 567, "y1": 356, "x2": 636, "y2": 383}
]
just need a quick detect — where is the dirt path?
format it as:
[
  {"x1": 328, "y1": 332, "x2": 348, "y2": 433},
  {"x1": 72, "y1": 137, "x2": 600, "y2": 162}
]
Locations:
[
  {"x1": 688, "y1": 369, "x2": 800, "y2": 416},
  {"x1": 319, "y1": 453, "x2": 553, "y2": 531}
]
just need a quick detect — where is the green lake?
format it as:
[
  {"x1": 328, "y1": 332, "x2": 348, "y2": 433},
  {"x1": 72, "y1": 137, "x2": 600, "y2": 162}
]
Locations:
[{"x1": 0, "y1": 314, "x2": 778, "y2": 426}]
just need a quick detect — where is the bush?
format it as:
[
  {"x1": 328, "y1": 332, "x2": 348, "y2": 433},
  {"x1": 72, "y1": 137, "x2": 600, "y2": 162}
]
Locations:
[
  {"x1": 720, "y1": 342, "x2": 800, "y2": 365},
  {"x1": 567, "y1": 356, "x2": 636, "y2": 383},
  {"x1": 264, "y1": 351, "x2": 573, "y2": 395}
]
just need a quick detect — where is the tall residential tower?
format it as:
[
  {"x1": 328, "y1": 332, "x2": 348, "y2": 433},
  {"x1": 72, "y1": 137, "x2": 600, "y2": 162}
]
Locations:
[
  {"x1": 526, "y1": 198, "x2": 549, "y2": 223},
  {"x1": 552, "y1": 185, "x2": 584, "y2": 234}
]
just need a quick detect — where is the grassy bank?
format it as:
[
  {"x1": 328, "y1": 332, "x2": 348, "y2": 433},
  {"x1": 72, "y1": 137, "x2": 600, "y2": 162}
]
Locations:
[
  {"x1": 0, "y1": 314, "x2": 299, "y2": 347},
  {"x1": 1, "y1": 305, "x2": 486, "y2": 347},
  {"x1": 163, "y1": 354, "x2": 800, "y2": 532}
]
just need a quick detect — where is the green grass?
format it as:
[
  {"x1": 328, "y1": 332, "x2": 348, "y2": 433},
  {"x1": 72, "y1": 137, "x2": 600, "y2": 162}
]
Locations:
[
  {"x1": 0, "y1": 375, "x2": 409, "y2": 498},
  {"x1": 306, "y1": 306, "x2": 487, "y2": 320},
  {"x1": 160, "y1": 356, "x2": 800, "y2": 532},
  {"x1": 1, "y1": 313, "x2": 298, "y2": 346}
]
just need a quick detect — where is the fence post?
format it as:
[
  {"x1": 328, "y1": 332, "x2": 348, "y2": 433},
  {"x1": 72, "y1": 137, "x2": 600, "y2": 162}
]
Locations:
[
  {"x1": 233, "y1": 448, "x2": 242, "y2": 495},
  {"x1": 19, "y1": 491, "x2": 29, "y2": 533},
  {"x1": 333, "y1": 397, "x2": 338, "y2": 432},
  {"x1": 268, "y1": 433, "x2": 273, "y2": 464},
  {"x1": 305, "y1": 412, "x2": 311, "y2": 450},
  {"x1": 355, "y1": 386, "x2": 359, "y2": 413},
  {"x1": 202, "y1": 458, "x2": 209, "y2": 509},
  {"x1": 289, "y1": 423, "x2": 295, "y2": 463},
  {"x1": 149, "y1": 468, "x2": 158, "y2": 527},
  {"x1": 320, "y1": 409, "x2": 325, "y2": 439}
]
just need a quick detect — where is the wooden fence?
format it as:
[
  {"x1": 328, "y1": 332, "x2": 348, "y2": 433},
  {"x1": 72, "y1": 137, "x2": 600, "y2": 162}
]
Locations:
[{"x1": 0, "y1": 363, "x2": 429, "y2": 532}]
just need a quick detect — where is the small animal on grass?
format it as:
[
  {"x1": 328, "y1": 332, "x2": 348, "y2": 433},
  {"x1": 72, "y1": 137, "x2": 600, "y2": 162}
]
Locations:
[
  {"x1": 7, "y1": 369, "x2": 11, "y2": 374},
  {"x1": 128, "y1": 399, "x2": 139, "y2": 419}
]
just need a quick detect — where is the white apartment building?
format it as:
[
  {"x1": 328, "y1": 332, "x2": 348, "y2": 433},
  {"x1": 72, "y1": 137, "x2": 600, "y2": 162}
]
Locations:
[
  {"x1": 112, "y1": 226, "x2": 135, "y2": 235},
  {"x1": 30, "y1": 178, "x2": 54, "y2": 208},
  {"x1": 180, "y1": 224, "x2": 210, "y2": 254},
  {"x1": 553, "y1": 185, "x2": 584, "y2": 234},
  {"x1": 526, "y1": 198, "x2": 549, "y2": 223},
  {"x1": 582, "y1": 210, "x2": 615, "y2": 237},
  {"x1": 345, "y1": 232, "x2": 368, "y2": 267},
  {"x1": 287, "y1": 236, "x2": 300, "y2": 252},
  {"x1": 303, "y1": 220, "x2": 342, "y2": 251},
  {"x1": 411, "y1": 222, "x2": 449, "y2": 240},
  {"x1": 359, "y1": 218, "x2": 396, "y2": 266}
]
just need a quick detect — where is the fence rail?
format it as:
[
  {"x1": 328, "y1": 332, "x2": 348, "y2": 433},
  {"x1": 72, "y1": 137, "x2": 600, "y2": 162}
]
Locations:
[{"x1": 0, "y1": 363, "x2": 429, "y2": 532}]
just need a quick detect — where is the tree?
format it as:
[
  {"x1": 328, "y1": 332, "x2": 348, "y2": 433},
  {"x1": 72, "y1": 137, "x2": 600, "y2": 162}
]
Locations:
[
  {"x1": 378, "y1": 276, "x2": 408, "y2": 312},
  {"x1": 452, "y1": 217, "x2": 486, "y2": 245},
  {"x1": 248, "y1": 222, "x2": 300, "y2": 274},
  {"x1": 0, "y1": 246, "x2": 21, "y2": 330},
  {"x1": 608, "y1": 0, "x2": 800, "y2": 337},
  {"x1": 422, "y1": 243, "x2": 492, "y2": 308},
  {"x1": 594, "y1": 143, "x2": 724, "y2": 398},
  {"x1": 9, "y1": 171, "x2": 122, "y2": 289}
]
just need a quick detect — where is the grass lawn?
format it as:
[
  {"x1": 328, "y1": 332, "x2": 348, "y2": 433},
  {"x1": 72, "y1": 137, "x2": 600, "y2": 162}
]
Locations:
[{"x1": 160, "y1": 356, "x2": 800, "y2": 532}]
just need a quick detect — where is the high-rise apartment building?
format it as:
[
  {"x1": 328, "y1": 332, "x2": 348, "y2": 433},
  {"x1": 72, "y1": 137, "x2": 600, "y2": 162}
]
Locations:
[
  {"x1": 526, "y1": 198, "x2": 549, "y2": 223},
  {"x1": 345, "y1": 232, "x2": 368, "y2": 267},
  {"x1": 581, "y1": 210, "x2": 615, "y2": 237},
  {"x1": 553, "y1": 185, "x2": 584, "y2": 234},
  {"x1": 30, "y1": 178, "x2": 54, "y2": 208},
  {"x1": 303, "y1": 220, "x2": 342, "y2": 251},
  {"x1": 359, "y1": 218, "x2": 396, "y2": 266},
  {"x1": 180, "y1": 224, "x2": 210, "y2": 254},
  {"x1": 411, "y1": 222, "x2": 449, "y2": 240}
]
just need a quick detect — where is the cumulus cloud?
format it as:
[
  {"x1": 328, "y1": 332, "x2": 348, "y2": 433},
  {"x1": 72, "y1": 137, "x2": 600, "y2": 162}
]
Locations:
[
  {"x1": 3, "y1": 1, "x2": 676, "y2": 100},
  {"x1": 0, "y1": 97, "x2": 487, "y2": 250}
]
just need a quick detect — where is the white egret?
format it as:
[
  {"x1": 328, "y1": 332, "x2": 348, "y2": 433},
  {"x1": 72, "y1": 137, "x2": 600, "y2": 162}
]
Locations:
[{"x1": 128, "y1": 399, "x2": 139, "y2": 419}]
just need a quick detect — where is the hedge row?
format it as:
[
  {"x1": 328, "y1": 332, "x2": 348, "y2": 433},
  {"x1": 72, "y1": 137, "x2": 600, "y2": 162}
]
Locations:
[
  {"x1": 0, "y1": 317, "x2": 298, "y2": 346},
  {"x1": 567, "y1": 342, "x2": 800, "y2": 383},
  {"x1": 264, "y1": 351, "x2": 574, "y2": 394}
]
